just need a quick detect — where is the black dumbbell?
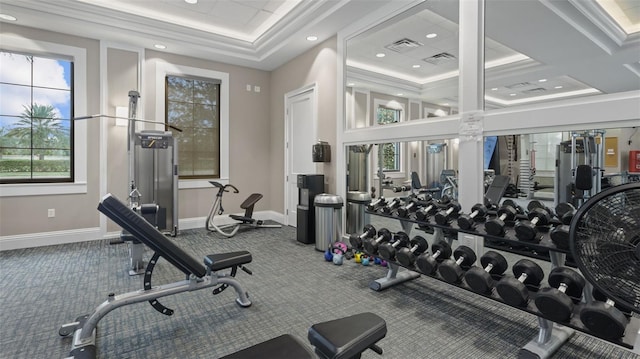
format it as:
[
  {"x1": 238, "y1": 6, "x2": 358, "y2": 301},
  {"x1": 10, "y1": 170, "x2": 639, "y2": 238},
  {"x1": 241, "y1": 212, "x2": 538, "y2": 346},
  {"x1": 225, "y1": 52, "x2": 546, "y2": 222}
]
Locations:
[
  {"x1": 362, "y1": 228, "x2": 393, "y2": 255},
  {"x1": 484, "y1": 205, "x2": 517, "y2": 236},
  {"x1": 396, "y1": 197, "x2": 422, "y2": 218},
  {"x1": 464, "y1": 251, "x2": 508, "y2": 294},
  {"x1": 434, "y1": 201, "x2": 462, "y2": 226},
  {"x1": 534, "y1": 267, "x2": 585, "y2": 322},
  {"x1": 396, "y1": 236, "x2": 429, "y2": 267},
  {"x1": 377, "y1": 231, "x2": 409, "y2": 261},
  {"x1": 437, "y1": 245, "x2": 477, "y2": 283},
  {"x1": 416, "y1": 240, "x2": 452, "y2": 275},
  {"x1": 515, "y1": 207, "x2": 551, "y2": 242},
  {"x1": 392, "y1": 184, "x2": 411, "y2": 192},
  {"x1": 555, "y1": 203, "x2": 576, "y2": 224},
  {"x1": 549, "y1": 225, "x2": 570, "y2": 249},
  {"x1": 381, "y1": 198, "x2": 402, "y2": 215},
  {"x1": 348, "y1": 224, "x2": 377, "y2": 250},
  {"x1": 581, "y1": 280, "x2": 633, "y2": 340},
  {"x1": 415, "y1": 199, "x2": 438, "y2": 221},
  {"x1": 457, "y1": 203, "x2": 488, "y2": 230},
  {"x1": 366, "y1": 197, "x2": 387, "y2": 212},
  {"x1": 496, "y1": 259, "x2": 544, "y2": 307},
  {"x1": 503, "y1": 199, "x2": 525, "y2": 215}
]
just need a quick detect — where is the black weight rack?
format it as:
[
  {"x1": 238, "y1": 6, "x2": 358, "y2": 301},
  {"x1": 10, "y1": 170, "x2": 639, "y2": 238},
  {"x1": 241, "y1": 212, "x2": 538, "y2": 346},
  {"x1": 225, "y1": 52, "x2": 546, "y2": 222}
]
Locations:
[{"x1": 363, "y1": 205, "x2": 640, "y2": 358}]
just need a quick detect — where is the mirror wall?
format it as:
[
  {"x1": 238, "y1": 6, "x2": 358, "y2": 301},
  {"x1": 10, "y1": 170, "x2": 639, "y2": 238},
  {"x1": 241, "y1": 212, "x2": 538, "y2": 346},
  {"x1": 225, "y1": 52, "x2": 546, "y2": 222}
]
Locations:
[{"x1": 342, "y1": 0, "x2": 639, "y2": 234}]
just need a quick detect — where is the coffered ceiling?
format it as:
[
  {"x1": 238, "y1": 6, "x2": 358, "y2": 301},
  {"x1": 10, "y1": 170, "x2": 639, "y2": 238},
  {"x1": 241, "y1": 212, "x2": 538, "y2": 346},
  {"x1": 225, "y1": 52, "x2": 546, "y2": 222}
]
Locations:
[{"x1": 0, "y1": 0, "x2": 638, "y2": 108}]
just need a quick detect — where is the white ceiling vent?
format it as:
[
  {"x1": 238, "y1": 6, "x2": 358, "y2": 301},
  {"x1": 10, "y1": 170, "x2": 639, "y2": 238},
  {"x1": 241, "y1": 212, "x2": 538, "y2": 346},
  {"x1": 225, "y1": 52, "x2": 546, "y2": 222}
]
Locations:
[
  {"x1": 522, "y1": 87, "x2": 547, "y2": 94},
  {"x1": 423, "y1": 52, "x2": 457, "y2": 65},
  {"x1": 505, "y1": 82, "x2": 533, "y2": 89},
  {"x1": 385, "y1": 38, "x2": 423, "y2": 53}
]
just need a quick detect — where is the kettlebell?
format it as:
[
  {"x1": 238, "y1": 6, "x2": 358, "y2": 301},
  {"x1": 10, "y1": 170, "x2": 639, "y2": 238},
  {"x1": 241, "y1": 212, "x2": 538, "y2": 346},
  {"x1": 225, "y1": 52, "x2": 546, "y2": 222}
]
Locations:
[
  {"x1": 354, "y1": 252, "x2": 362, "y2": 263},
  {"x1": 361, "y1": 255, "x2": 370, "y2": 266},
  {"x1": 332, "y1": 243, "x2": 346, "y2": 265},
  {"x1": 324, "y1": 247, "x2": 333, "y2": 262}
]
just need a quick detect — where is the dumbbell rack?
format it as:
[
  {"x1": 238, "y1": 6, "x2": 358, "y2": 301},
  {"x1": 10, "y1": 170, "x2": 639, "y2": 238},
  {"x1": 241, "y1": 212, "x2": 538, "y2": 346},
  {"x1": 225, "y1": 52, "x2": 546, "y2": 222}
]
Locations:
[{"x1": 363, "y1": 207, "x2": 640, "y2": 358}]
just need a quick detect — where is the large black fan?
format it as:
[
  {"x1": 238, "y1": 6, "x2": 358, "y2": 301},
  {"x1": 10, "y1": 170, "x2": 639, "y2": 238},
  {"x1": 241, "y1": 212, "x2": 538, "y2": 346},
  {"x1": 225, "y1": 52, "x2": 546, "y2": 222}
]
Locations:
[{"x1": 570, "y1": 182, "x2": 640, "y2": 315}]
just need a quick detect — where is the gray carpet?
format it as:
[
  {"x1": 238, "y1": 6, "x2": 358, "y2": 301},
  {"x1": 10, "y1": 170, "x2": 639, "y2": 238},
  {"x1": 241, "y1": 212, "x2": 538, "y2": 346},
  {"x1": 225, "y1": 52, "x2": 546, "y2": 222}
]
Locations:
[{"x1": 0, "y1": 223, "x2": 638, "y2": 359}]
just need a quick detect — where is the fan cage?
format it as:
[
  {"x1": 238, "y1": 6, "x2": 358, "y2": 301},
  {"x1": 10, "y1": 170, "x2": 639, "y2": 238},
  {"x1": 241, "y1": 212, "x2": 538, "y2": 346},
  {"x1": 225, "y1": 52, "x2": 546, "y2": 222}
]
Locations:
[{"x1": 570, "y1": 183, "x2": 640, "y2": 314}]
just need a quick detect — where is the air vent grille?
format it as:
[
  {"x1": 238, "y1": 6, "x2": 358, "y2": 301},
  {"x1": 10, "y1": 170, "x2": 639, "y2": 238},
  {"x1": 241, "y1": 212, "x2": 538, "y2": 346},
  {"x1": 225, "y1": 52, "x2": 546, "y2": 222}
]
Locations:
[
  {"x1": 505, "y1": 82, "x2": 533, "y2": 89},
  {"x1": 522, "y1": 87, "x2": 547, "y2": 94},
  {"x1": 423, "y1": 52, "x2": 457, "y2": 65},
  {"x1": 385, "y1": 38, "x2": 423, "y2": 53}
]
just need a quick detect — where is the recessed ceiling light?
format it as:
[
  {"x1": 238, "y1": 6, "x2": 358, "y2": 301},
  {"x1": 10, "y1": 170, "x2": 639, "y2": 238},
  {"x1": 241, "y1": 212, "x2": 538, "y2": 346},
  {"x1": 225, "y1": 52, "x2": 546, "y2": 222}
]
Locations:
[
  {"x1": 347, "y1": 82, "x2": 355, "y2": 87},
  {"x1": 426, "y1": 33, "x2": 438, "y2": 39},
  {"x1": 185, "y1": 0, "x2": 198, "y2": 4},
  {"x1": 154, "y1": 44, "x2": 167, "y2": 49},
  {"x1": 375, "y1": 53, "x2": 385, "y2": 58},
  {"x1": 491, "y1": 87, "x2": 499, "y2": 91},
  {"x1": 412, "y1": 64, "x2": 421, "y2": 68},
  {"x1": 306, "y1": 36, "x2": 318, "y2": 41},
  {"x1": 442, "y1": 103, "x2": 449, "y2": 106},
  {"x1": 397, "y1": 93, "x2": 403, "y2": 96},
  {"x1": 538, "y1": 79, "x2": 547, "y2": 82},
  {"x1": 510, "y1": 93, "x2": 517, "y2": 96},
  {"x1": 555, "y1": 85, "x2": 563, "y2": 89},
  {"x1": 0, "y1": 13, "x2": 17, "y2": 21}
]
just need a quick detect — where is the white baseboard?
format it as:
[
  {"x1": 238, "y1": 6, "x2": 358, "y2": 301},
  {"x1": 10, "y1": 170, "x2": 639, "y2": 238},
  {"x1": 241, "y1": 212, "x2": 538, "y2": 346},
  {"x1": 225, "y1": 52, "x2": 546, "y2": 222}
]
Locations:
[
  {"x1": 0, "y1": 227, "x2": 102, "y2": 251},
  {"x1": 0, "y1": 210, "x2": 285, "y2": 251}
]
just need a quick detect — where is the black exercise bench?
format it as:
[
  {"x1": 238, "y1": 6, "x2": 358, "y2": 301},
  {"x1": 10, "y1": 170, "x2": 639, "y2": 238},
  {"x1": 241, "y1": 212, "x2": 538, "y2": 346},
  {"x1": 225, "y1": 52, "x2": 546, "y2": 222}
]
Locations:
[
  {"x1": 222, "y1": 312, "x2": 387, "y2": 359},
  {"x1": 59, "y1": 193, "x2": 254, "y2": 359}
]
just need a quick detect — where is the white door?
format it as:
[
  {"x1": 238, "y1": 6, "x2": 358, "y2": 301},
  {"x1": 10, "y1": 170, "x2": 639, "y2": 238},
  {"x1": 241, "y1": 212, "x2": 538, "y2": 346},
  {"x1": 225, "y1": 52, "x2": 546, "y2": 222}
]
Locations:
[{"x1": 285, "y1": 85, "x2": 317, "y2": 227}]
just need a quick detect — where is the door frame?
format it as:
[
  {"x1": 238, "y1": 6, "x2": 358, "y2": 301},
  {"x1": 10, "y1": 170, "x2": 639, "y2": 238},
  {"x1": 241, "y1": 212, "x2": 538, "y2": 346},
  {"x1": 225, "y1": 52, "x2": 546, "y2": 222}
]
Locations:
[{"x1": 284, "y1": 83, "x2": 318, "y2": 226}]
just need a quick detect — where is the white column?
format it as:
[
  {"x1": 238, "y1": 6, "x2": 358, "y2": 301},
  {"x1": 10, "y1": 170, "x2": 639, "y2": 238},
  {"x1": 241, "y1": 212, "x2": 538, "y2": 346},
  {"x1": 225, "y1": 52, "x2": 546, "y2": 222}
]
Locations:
[{"x1": 457, "y1": 0, "x2": 486, "y2": 256}]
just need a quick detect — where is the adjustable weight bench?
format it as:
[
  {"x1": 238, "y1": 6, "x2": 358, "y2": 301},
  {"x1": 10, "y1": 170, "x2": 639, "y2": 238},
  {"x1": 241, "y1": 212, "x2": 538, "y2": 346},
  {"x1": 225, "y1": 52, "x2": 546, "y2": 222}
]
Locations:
[
  {"x1": 59, "y1": 193, "x2": 253, "y2": 359},
  {"x1": 221, "y1": 312, "x2": 387, "y2": 359}
]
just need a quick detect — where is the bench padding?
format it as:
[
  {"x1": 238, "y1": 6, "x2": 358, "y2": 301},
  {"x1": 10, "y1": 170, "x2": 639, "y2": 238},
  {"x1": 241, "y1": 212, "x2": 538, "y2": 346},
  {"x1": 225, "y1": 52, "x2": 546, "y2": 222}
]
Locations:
[
  {"x1": 308, "y1": 312, "x2": 387, "y2": 359},
  {"x1": 204, "y1": 251, "x2": 252, "y2": 271},
  {"x1": 98, "y1": 194, "x2": 207, "y2": 277},
  {"x1": 219, "y1": 334, "x2": 314, "y2": 359}
]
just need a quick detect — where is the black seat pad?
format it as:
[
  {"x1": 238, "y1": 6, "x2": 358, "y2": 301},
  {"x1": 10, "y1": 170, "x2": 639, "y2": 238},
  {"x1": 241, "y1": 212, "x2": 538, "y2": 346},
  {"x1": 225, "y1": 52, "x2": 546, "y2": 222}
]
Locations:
[
  {"x1": 229, "y1": 214, "x2": 254, "y2": 223},
  {"x1": 219, "y1": 334, "x2": 314, "y2": 359},
  {"x1": 204, "y1": 251, "x2": 252, "y2": 271},
  {"x1": 308, "y1": 312, "x2": 387, "y2": 359}
]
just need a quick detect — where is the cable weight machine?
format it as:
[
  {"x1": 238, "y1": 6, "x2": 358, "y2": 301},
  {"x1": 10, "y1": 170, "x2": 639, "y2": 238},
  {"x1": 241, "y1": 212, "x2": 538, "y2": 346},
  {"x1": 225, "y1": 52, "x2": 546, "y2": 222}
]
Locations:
[{"x1": 119, "y1": 91, "x2": 179, "y2": 275}]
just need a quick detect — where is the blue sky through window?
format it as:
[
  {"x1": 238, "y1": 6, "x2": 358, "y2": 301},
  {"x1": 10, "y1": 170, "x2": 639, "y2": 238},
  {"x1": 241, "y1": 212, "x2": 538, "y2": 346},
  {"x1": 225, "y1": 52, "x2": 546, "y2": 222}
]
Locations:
[{"x1": 0, "y1": 51, "x2": 71, "y2": 131}]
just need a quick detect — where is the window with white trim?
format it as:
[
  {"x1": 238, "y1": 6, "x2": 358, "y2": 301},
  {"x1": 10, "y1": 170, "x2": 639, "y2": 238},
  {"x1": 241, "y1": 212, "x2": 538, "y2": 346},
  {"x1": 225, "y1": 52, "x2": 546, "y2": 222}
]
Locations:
[{"x1": 0, "y1": 35, "x2": 87, "y2": 197}]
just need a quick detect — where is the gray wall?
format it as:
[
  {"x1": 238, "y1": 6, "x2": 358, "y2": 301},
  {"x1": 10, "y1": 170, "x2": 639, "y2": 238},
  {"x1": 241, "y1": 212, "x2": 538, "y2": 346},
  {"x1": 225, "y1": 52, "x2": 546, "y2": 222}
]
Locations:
[
  {"x1": 0, "y1": 26, "x2": 340, "y2": 243},
  {"x1": 269, "y1": 37, "x2": 338, "y2": 213},
  {"x1": 0, "y1": 24, "x2": 101, "y2": 236}
]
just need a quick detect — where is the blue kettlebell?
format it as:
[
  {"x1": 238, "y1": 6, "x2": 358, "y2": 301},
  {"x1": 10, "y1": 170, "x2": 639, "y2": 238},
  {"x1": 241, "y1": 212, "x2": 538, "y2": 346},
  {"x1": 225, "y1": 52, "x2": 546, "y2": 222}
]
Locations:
[
  {"x1": 332, "y1": 243, "x2": 346, "y2": 265},
  {"x1": 361, "y1": 255, "x2": 370, "y2": 266},
  {"x1": 324, "y1": 247, "x2": 333, "y2": 262}
]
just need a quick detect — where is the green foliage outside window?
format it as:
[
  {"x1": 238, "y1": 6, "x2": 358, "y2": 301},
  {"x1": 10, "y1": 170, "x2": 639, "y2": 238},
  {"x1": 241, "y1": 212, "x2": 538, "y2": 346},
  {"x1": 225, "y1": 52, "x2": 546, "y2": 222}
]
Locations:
[
  {"x1": 376, "y1": 106, "x2": 401, "y2": 172},
  {"x1": 166, "y1": 75, "x2": 220, "y2": 178}
]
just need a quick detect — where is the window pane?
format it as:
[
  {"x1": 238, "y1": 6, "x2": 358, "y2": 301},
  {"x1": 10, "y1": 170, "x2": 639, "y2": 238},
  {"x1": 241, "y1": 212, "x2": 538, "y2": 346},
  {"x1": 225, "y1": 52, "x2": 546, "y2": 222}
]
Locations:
[
  {"x1": 0, "y1": 148, "x2": 33, "y2": 180},
  {"x1": 193, "y1": 128, "x2": 217, "y2": 152},
  {"x1": 167, "y1": 76, "x2": 193, "y2": 102},
  {"x1": 193, "y1": 104, "x2": 217, "y2": 128},
  {"x1": 32, "y1": 57, "x2": 71, "y2": 90},
  {"x1": 167, "y1": 101, "x2": 192, "y2": 128},
  {"x1": 193, "y1": 79, "x2": 218, "y2": 106},
  {"x1": 0, "y1": 51, "x2": 31, "y2": 86},
  {"x1": 0, "y1": 83, "x2": 31, "y2": 117},
  {"x1": 166, "y1": 75, "x2": 220, "y2": 179},
  {"x1": 0, "y1": 51, "x2": 73, "y2": 183},
  {"x1": 33, "y1": 87, "x2": 72, "y2": 119}
]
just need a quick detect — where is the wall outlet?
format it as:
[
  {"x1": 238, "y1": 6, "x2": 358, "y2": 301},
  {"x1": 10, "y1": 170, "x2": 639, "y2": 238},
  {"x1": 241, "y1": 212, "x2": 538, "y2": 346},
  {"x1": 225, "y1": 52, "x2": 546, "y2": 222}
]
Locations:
[
  {"x1": 254, "y1": 85, "x2": 261, "y2": 93},
  {"x1": 48, "y1": 208, "x2": 55, "y2": 218},
  {"x1": 246, "y1": 84, "x2": 252, "y2": 91}
]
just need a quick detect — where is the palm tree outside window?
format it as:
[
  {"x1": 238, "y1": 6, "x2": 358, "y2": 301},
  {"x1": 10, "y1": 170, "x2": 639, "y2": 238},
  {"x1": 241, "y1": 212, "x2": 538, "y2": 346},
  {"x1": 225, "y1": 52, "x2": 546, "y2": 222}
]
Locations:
[{"x1": 0, "y1": 51, "x2": 73, "y2": 183}]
